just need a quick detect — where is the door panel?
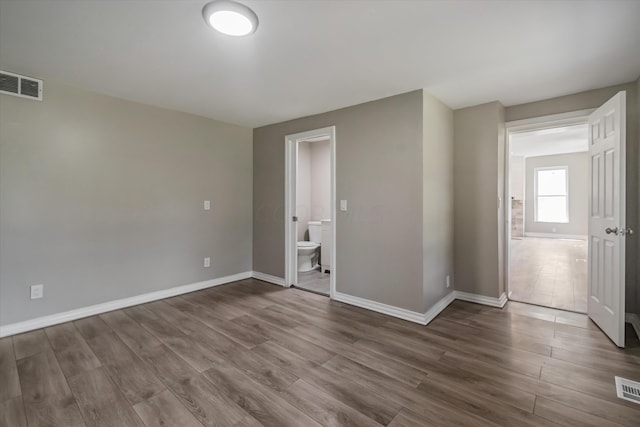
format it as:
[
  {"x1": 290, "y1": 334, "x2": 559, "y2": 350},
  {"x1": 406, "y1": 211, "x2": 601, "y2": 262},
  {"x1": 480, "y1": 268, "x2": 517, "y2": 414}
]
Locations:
[{"x1": 587, "y1": 91, "x2": 626, "y2": 347}]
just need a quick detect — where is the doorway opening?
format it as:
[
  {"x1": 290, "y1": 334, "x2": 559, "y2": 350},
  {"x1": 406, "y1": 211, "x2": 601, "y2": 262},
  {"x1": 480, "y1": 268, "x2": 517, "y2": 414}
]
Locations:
[
  {"x1": 285, "y1": 127, "x2": 336, "y2": 298},
  {"x1": 507, "y1": 121, "x2": 590, "y2": 313}
]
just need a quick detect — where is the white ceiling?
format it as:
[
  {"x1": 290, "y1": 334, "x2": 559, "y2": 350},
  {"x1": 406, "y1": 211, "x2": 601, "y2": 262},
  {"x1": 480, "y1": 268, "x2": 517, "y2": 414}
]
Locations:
[
  {"x1": 1, "y1": 0, "x2": 639, "y2": 127},
  {"x1": 510, "y1": 124, "x2": 588, "y2": 158}
]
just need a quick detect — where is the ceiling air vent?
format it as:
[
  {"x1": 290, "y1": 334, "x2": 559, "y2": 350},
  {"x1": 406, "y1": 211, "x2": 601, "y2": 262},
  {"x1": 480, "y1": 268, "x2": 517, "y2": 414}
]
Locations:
[{"x1": 0, "y1": 70, "x2": 43, "y2": 101}]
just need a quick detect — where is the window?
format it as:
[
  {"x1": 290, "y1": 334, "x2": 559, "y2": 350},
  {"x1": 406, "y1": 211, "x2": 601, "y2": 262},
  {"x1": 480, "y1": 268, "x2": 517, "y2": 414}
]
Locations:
[{"x1": 534, "y1": 167, "x2": 568, "y2": 223}]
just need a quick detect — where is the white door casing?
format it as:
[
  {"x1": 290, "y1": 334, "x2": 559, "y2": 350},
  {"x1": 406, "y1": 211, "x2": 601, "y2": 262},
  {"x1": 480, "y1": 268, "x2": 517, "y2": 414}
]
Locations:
[{"x1": 587, "y1": 91, "x2": 626, "y2": 348}]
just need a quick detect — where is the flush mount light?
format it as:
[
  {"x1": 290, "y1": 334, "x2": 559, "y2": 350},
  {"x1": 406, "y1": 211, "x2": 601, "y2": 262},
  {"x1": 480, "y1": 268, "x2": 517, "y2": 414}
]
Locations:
[{"x1": 202, "y1": 0, "x2": 258, "y2": 36}]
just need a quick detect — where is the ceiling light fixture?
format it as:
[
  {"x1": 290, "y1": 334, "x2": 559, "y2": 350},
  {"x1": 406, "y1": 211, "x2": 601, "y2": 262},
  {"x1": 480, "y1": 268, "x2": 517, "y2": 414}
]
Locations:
[{"x1": 202, "y1": 0, "x2": 258, "y2": 37}]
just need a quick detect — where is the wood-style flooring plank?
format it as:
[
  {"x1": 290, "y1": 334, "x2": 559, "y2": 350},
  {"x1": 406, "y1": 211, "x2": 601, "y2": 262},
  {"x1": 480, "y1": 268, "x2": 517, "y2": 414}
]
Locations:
[
  {"x1": 12, "y1": 330, "x2": 51, "y2": 360},
  {"x1": 0, "y1": 338, "x2": 21, "y2": 402},
  {"x1": 283, "y1": 379, "x2": 384, "y2": 427},
  {"x1": 0, "y1": 397, "x2": 27, "y2": 427},
  {"x1": 44, "y1": 322, "x2": 101, "y2": 378},
  {"x1": 67, "y1": 367, "x2": 144, "y2": 427},
  {"x1": 299, "y1": 364, "x2": 402, "y2": 425},
  {"x1": 202, "y1": 362, "x2": 321, "y2": 427},
  {"x1": 133, "y1": 389, "x2": 203, "y2": 427},
  {"x1": 16, "y1": 350, "x2": 85, "y2": 427},
  {"x1": 534, "y1": 396, "x2": 620, "y2": 427},
  {"x1": 86, "y1": 332, "x2": 165, "y2": 404},
  {"x1": 99, "y1": 310, "x2": 162, "y2": 356}
]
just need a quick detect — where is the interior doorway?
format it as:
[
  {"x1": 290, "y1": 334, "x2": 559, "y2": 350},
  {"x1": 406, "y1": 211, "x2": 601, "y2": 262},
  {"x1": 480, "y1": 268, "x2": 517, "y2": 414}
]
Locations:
[
  {"x1": 507, "y1": 122, "x2": 590, "y2": 313},
  {"x1": 285, "y1": 127, "x2": 336, "y2": 298},
  {"x1": 506, "y1": 114, "x2": 590, "y2": 313}
]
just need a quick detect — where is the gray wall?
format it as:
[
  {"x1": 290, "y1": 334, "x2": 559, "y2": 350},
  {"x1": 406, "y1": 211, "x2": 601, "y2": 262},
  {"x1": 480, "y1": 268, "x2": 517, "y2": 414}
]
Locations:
[
  {"x1": 506, "y1": 82, "x2": 638, "y2": 314},
  {"x1": 422, "y1": 91, "x2": 454, "y2": 310},
  {"x1": 453, "y1": 102, "x2": 506, "y2": 299},
  {"x1": 310, "y1": 139, "x2": 331, "y2": 221},
  {"x1": 254, "y1": 91, "x2": 426, "y2": 312},
  {"x1": 0, "y1": 81, "x2": 253, "y2": 326},
  {"x1": 524, "y1": 152, "x2": 589, "y2": 236}
]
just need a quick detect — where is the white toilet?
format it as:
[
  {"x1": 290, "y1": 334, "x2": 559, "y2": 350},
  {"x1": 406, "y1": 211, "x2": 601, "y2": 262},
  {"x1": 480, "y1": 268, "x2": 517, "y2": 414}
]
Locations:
[{"x1": 297, "y1": 221, "x2": 322, "y2": 272}]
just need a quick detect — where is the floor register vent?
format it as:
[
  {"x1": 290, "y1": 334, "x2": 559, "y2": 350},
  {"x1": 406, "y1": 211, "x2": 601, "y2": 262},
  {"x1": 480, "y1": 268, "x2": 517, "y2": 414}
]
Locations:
[
  {"x1": 0, "y1": 70, "x2": 43, "y2": 101},
  {"x1": 615, "y1": 376, "x2": 640, "y2": 404}
]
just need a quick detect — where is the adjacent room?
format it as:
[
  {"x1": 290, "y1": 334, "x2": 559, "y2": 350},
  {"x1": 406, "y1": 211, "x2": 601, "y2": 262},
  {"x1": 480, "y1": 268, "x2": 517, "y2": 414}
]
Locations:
[{"x1": 1, "y1": 1, "x2": 640, "y2": 426}]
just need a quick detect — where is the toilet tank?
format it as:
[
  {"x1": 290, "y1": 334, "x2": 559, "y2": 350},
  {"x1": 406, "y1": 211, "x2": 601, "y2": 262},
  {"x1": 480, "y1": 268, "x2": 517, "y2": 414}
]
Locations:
[{"x1": 308, "y1": 221, "x2": 322, "y2": 243}]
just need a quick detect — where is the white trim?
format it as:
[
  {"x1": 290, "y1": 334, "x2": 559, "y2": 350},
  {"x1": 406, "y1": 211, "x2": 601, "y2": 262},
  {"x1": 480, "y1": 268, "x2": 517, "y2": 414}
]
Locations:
[
  {"x1": 506, "y1": 109, "x2": 594, "y2": 132},
  {"x1": 334, "y1": 291, "x2": 456, "y2": 325},
  {"x1": 0, "y1": 271, "x2": 252, "y2": 338},
  {"x1": 251, "y1": 271, "x2": 286, "y2": 286},
  {"x1": 455, "y1": 291, "x2": 508, "y2": 308},
  {"x1": 626, "y1": 313, "x2": 640, "y2": 339},
  {"x1": 524, "y1": 232, "x2": 587, "y2": 240},
  {"x1": 424, "y1": 291, "x2": 457, "y2": 324}
]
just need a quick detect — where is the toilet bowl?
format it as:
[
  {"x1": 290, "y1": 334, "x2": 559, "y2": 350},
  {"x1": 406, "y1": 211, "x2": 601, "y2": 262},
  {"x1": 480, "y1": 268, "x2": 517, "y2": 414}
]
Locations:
[
  {"x1": 297, "y1": 241, "x2": 320, "y2": 272},
  {"x1": 297, "y1": 221, "x2": 322, "y2": 272}
]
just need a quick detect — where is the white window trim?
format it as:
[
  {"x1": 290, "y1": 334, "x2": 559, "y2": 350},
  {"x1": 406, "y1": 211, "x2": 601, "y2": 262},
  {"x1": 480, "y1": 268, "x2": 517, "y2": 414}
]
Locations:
[{"x1": 534, "y1": 165, "x2": 569, "y2": 223}]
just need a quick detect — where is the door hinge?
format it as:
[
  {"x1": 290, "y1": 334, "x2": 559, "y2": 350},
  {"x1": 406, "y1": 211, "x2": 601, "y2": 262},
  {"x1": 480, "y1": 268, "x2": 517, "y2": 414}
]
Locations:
[{"x1": 292, "y1": 216, "x2": 298, "y2": 222}]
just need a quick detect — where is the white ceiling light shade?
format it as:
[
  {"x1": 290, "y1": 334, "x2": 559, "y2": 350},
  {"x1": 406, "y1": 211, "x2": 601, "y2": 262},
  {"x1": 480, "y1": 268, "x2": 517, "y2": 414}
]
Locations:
[{"x1": 202, "y1": 0, "x2": 258, "y2": 36}]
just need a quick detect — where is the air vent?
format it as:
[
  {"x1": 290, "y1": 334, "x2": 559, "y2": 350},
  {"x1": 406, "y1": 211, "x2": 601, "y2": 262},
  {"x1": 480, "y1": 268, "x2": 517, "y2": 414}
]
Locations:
[
  {"x1": 615, "y1": 376, "x2": 640, "y2": 404},
  {"x1": 0, "y1": 70, "x2": 43, "y2": 101}
]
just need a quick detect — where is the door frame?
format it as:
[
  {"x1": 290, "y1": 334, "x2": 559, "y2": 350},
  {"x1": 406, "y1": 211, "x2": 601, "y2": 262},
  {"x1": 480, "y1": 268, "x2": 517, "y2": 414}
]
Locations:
[
  {"x1": 503, "y1": 109, "x2": 594, "y2": 302},
  {"x1": 284, "y1": 126, "x2": 336, "y2": 298}
]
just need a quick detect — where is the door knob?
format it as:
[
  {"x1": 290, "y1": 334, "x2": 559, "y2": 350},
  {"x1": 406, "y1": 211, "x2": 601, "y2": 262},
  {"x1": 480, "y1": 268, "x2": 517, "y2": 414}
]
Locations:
[{"x1": 605, "y1": 227, "x2": 618, "y2": 235}]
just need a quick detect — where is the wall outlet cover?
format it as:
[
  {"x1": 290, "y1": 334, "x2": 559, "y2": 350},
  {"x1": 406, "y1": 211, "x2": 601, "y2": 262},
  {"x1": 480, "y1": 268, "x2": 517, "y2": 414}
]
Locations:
[
  {"x1": 30, "y1": 284, "x2": 44, "y2": 299},
  {"x1": 204, "y1": 200, "x2": 211, "y2": 211},
  {"x1": 204, "y1": 257, "x2": 211, "y2": 268}
]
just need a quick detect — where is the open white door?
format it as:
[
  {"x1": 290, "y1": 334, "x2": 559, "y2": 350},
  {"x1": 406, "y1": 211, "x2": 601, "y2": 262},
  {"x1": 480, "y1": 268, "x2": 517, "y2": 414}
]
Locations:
[
  {"x1": 285, "y1": 137, "x2": 298, "y2": 287},
  {"x1": 587, "y1": 91, "x2": 628, "y2": 347}
]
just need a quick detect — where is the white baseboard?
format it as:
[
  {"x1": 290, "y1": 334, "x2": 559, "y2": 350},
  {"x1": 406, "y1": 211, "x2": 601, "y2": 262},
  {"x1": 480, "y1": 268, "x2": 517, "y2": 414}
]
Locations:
[
  {"x1": 334, "y1": 291, "x2": 456, "y2": 325},
  {"x1": 455, "y1": 291, "x2": 508, "y2": 308},
  {"x1": 251, "y1": 271, "x2": 286, "y2": 286},
  {"x1": 626, "y1": 313, "x2": 640, "y2": 339},
  {"x1": 0, "y1": 271, "x2": 252, "y2": 338},
  {"x1": 524, "y1": 232, "x2": 587, "y2": 240},
  {"x1": 424, "y1": 291, "x2": 457, "y2": 324}
]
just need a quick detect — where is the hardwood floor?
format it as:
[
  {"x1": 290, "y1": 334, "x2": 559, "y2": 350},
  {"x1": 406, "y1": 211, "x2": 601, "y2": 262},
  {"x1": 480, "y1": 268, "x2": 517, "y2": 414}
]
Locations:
[
  {"x1": 1, "y1": 279, "x2": 639, "y2": 427},
  {"x1": 509, "y1": 237, "x2": 588, "y2": 312}
]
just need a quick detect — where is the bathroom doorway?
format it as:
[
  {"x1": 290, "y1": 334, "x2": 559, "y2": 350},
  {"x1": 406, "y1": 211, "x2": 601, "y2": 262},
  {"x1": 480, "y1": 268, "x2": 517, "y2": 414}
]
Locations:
[{"x1": 285, "y1": 126, "x2": 336, "y2": 297}]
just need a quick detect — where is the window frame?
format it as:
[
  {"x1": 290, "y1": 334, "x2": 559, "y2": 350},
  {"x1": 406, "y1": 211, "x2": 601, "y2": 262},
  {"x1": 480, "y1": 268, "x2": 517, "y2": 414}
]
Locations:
[{"x1": 533, "y1": 165, "x2": 569, "y2": 223}]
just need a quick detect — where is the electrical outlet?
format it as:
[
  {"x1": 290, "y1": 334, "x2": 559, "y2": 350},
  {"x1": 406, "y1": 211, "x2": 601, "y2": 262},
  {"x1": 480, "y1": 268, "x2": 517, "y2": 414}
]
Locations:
[
  {"x1": 204, "y1": 257, "x2": 211, "y2": 268},
  {"x1": 31, "y1": 284, "x2": 44, "y2": 299},
  {"x1": 446, "y1": 275, "x2": 451, "y2": 288},
  {"x1": 204, "y1": 200, "x2": 211, "y2": 211}
]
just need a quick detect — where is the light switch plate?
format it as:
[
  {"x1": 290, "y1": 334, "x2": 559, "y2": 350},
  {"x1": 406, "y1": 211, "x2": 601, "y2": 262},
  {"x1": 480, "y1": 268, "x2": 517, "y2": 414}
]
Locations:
[
  {"x1": 204, "y1": 200, "x2": 211, "y2": 211},
  {"x1": 340, "y1": 200, "x2": 348, "y2": 211}
]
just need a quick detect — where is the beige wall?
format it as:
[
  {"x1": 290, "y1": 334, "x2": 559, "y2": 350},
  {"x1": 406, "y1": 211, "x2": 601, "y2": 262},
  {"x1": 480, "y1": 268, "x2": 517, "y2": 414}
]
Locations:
[
  {"x1": 453, "y1": 101, "x2": 506, "y2": 299},
  {"x1": 524, "y1": 152, "x2": 589, "y2": 236},
  {"x1": 506, "y1": 82, "x2": 638, "y2": 313},
  {"x1": 422, "y1": 91, "x2": 455, "y2": 309},
  {"x1": 0, "y1": 81, "x2": 253, "y2": 326},
  {"x1": 254, "y1": 90, "x2": 448, "y2": 313},
  {"x1": 310, "y1": 140, "x2": 331, "y2": 221}
]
